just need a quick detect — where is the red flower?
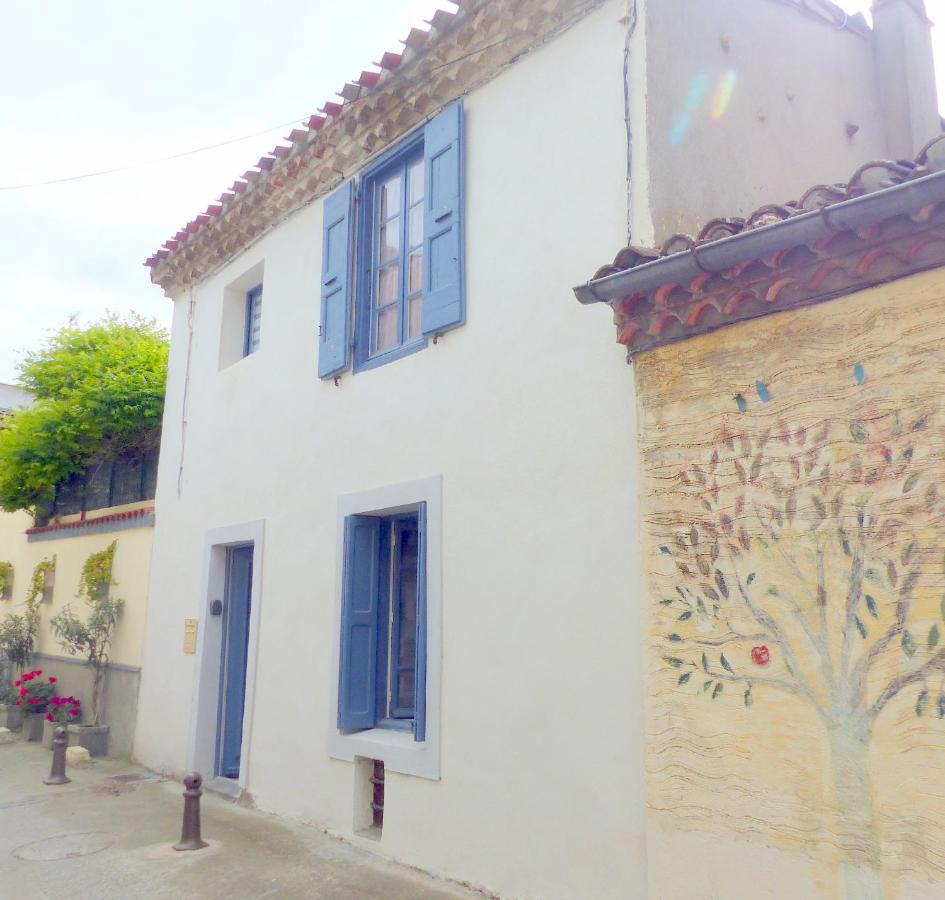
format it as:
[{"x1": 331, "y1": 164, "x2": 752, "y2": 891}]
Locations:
[
  {"x1": 18, "y1": 687, "x2": 27, "y2": 696},
  {"x1": 45, "y1": 713, "x2": 53, "y2": 722},
  {"x1": 751, "y1": 645, "x2": 771, "y2": 666},
  {"x1": 29, "y1": 697, "x2": 40, "y2": 704},
  {"x1": 35, "y1": 670, "x2": 42, "y2": 676},
  {"x1": 14, "y1": 680, "x2": 20, "y2": 687},
  {"x1": 48, "y1": 677, "x2": 57, "y2": 684},
  {"x1": 13, "y1": 700, "x2": 20, "y2": 707},
  {"x1": 68, "y1": 708, "x2": 80, "y2": 717}
]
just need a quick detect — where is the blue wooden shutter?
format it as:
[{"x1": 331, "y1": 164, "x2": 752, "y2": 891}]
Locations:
[
  {"x1": 318, "y1": 181, "x2": 354, "y2": 378},
  {"x1": 413, "y1": 502, "x2": 428, "y2": 741},
  {"x1": 422, "y1": 102, "x2": 465, "y2": 336},
  {"x1": 338, "y1": 515, "x2": 380, "y2": 730}
]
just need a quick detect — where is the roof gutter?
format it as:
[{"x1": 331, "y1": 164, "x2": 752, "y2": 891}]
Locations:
[{"x1": 573, "y1": 168, "x2": 945, "y2": 305}]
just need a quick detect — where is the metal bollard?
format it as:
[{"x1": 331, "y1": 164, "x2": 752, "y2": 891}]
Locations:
[
  {"x1": 173, "y1": 772, "x2": 209, "y2": 851},
  {"x1": 44, "y1": 726, "x2": 71, "y2": 786}
]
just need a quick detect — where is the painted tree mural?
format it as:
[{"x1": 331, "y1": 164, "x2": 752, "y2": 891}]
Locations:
[{"x1": 655, "y1": 370, "x2": 945, "y2": 898}]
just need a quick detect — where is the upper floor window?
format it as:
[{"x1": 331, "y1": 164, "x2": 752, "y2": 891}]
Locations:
[
  {"x1": 318, "y1": 102, "x2": 465, "y2": 378},
  {"x1": 244, "y1": 285, "x2": 263, "y2": 356}
]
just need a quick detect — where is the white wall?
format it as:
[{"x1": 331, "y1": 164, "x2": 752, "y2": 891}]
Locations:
[
  {"x1": 135, "y1": 3, "x2": 647, "y2": 897},
  {"x1": 640, "y1": 0, "x2": 899, "y2": 242}
]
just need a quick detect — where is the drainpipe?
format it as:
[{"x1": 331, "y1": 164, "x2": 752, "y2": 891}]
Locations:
[{"x1": 871, "y1": 0, "x2": 940, "y2": 159}]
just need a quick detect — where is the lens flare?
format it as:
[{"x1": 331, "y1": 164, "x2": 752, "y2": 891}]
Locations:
[{"x1": 711, "y1": 69, "x2": 737, "y2": 120}]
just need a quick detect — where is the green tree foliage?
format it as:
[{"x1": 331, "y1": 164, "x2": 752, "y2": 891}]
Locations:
[{"x1": 0, "y1": 315, "x2": 168, "y2": 513}]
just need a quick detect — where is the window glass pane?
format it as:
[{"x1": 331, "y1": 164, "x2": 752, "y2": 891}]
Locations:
[
  {"x1": 376, "y1": 306, "x2": 399, "y2": 352},
  {"x1": 396, "y1": 669, "x2": 415, "y2": 713},
  {"x1": 379, "y1": 173, "x2": 402, "y2": 219},
  {"x1": 408, "y1": 205, "x2": 423, "y2": 247},
  {"x1": 379, "y1": 221, "x2": 400, "y2": 262},
  {"x1": 408, "y1": 249, "x2": 423, "y2": 295},
  {"x1": 408, "y1": 295, "x2": 423, "y2": 339},
  {"x1": 377, "y1": 263, "x2": 400, "y2": 306},
  {"x1": 408, "y1": 159, "x2": 423, "y2": 205}
]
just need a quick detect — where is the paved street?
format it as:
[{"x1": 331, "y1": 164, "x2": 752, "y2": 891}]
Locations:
[{"x1": 0, "y1": 741, "x2": 481, "y2": 900}]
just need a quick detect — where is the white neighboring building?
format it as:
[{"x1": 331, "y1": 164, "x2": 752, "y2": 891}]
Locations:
[{"x1": 136, "y1": 0, "x2": 939, "y2": 896}]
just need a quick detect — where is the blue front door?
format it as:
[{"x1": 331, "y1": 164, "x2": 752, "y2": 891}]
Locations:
[{"x1": 218, "y1": 545, "x2": 253, "y2": 779}]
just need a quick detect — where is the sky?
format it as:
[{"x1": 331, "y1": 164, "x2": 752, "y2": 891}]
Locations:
[{"x1": 0, "y1": 0, "x2": 943, "y2": 383}]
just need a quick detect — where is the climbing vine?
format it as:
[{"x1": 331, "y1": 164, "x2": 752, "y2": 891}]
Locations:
[
  {"x1": 78, "y1": 541, "x2": 116, "y2": 601},
  {"x1": 26, "y1": 557, "x2": 55, "y2": 605},
  {"x1": 0, "y1": 562, "x2": 12, "y2": 598}
]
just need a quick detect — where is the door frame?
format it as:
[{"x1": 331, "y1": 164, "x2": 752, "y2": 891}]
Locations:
[{"x1": 188, "y1": 520, "x2": 265, "y2": 792}]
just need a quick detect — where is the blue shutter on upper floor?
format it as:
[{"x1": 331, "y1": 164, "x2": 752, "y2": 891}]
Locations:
[
  {"x1": 413, "y1": 502, "x2": 428, "y2": 742},
  {"x1": 422, "y1": 102, "x2": 465, "y2": 336},
  {"x1": 318, "y1": 181, "x2": 354, "y2": 378},
  {"x1": 338, "y1": 515, "x2": 381, "y2": 730}
]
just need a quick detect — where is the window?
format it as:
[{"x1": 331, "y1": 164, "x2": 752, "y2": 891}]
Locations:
[
  {"x1": 244, "y1": 285, "x2": 263, "y2": 356},
  {"x1": 338, "y1": 505, "x2": 427, "y2": 740},
  {"x1": 318, "y1": 102, "x2": 465, "y2": 378},
  {"x1": 366, "y1": 152, "x2": 426, "y2": 358}
]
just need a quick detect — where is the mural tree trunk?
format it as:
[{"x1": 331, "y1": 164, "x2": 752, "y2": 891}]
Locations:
[{"x1": 656, "y1": 396, "x2": 944, "y2": 896}]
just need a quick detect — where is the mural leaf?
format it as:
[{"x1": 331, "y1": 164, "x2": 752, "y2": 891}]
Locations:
[
  {"x1": 746, "y1": 573, "x2": 756, "y2": 585},
  {"x1": 938, "y1": 694, "x2": 945, "y2": 719},
  {"x1": 850, "y1": 423, "x2": 869, "y2": 443},
  {"x1": 667, "y1": 634, "x2": 683, "y2": 643},
  {"x1": 701, "y1": 680, "x2": 713, "y2": 694},
  {"x1": 865, "y1": 595, "x2": 879, "y2": 619},
  {"x1": 744, "y1": 685, "x2": 753, "y2": 708},
  {"x1": 855, "y1": 617, "x2": 868, "y2": 639},
  {"x1": 720, "y1": 653, "x2": 734, "y2": 673},
  {"x1": 664, "y1": 656, "x2": 685, "y2": 668},
  {"x1": 712, "y1": 682, "x2": 724, "y2": 700},
  {"x1": 903, "y1": 473, "x2": 920, "y2": 494},
  {"x1": 715, "y1": 569, "x2": 729, "y2": 599},
  {"x1": 702, "y1": 652, "x2": 709, "y2": 673},
  {"x1": 678, "y1": 672, "x2": 692, "y2": 686},
  {"x1": 853, "y1": 362, "x2": 865, "y2": 384},
  {"x1": 902, "y1": 631, "x2": 917, "y2": 658},
  {"x1": 916, "y1": 689, "x2": 929, "y2": 717},
  {"x1": 677, "y1": 611, "x2": 693, "y2": 621},
  {"x1": 930, "y1": 625, "x2": 940, "y2": 650}
]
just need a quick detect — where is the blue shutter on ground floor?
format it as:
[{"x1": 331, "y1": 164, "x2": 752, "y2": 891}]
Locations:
[
  {"x1": 422, "y1": 102, "x2": 465, "y2": 336},
  {"x1": 318, "y1": 181, "x2": 354, "y2": 378},
  {"x1": 338, "y1": 515, "x2": 381, "y2": 730},
  {"x1": 413, "y1": 502, "x2": 428, "y2": 742}
]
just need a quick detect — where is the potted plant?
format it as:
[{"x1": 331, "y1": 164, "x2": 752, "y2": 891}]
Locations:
[
  {"x1": 50, "y1": 542, "x2": 123, "y2": 757},
  {"x1": 0, "y1": 683, "x2": 22, "y2": 731},
  {"x1": 42, "y1": 692, "x2": 80, "y2": 748},
  {"x1": 14, "y1": 669, "x2": 56, "y2": 740},
  {"x1": 0, "y1": 594, "x2": 41, "y2": 731}
]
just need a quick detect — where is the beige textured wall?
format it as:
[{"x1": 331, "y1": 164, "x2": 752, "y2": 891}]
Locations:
[
  {"x1": 0, "y1": 515, "x2": 153, "y2": 669},
  {"x1": 636, "y1": 266, "x2": 945, "y2": 899}
]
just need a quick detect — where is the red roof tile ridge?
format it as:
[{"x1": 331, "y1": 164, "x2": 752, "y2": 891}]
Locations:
[
  {"x1": 145, "y1": 2, "x2": 465, "y2": 274},
  {"x1": 593, "y1": 134, "x2": 945, "y2": 279}
]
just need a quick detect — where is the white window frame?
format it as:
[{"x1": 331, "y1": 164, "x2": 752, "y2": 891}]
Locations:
[{"x1": 328, "y1": 475, "x2": 442, "y2": 780}]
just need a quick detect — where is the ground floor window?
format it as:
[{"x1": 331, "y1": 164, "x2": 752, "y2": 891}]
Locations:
[{"x1": 338, "y1": 504, "x2": 427, "y2": 740}]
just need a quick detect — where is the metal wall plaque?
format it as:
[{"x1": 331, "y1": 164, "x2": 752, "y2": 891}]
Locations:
[{"x1": 182, "y1": 619, "x2": 198, "y2": 654}]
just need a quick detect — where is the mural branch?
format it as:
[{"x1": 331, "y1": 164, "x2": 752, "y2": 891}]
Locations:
[{"x1": 656, "y1": 398, "x2": 944, "y2": 897}]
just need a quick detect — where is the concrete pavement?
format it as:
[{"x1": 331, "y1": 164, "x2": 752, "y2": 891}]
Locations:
[{"x1": 0, "y1": 741, "x2": 483, "y2": 899}]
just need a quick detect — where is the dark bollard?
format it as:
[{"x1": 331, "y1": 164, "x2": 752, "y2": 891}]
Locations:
[
  {"x1": 44, "y1": 726, "x2": 71, "y2": 786},
  {"x1": 173, "y1": 772, "x2": 209, "y2": 851}
]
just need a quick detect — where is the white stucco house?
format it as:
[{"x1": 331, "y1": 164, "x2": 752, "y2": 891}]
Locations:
[{"x1": 136, "y1": 0, "x2": 939, "y2": 896}]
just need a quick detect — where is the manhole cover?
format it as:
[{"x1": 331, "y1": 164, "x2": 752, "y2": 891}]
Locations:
[{"x1": 14, "y1": 832, "x2": 115, "y2": 861}]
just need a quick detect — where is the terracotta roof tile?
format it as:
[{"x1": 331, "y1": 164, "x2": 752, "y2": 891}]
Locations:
[
  {"x1": 147, "y1": 0, "x2": 870, "y2": 295},
  {"x1": 583, "y1": 134, "x2": 945, "y2": 358}
]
